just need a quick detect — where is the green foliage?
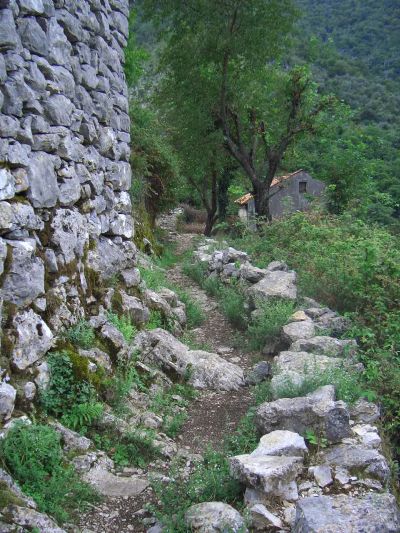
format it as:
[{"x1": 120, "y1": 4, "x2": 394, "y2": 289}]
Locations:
[
  {"x1": 305, "y1": 429, "x2": 328, "y2": 451},
  {"x1": 174, "y1": 289, "x2": 204, "y2": 329},
  {"x1": 224, "y1": 409, "x2": 259, "y2": 456},
  {"x1": 150, "y1": 383, "x2": 197, "y2": 438},
  {"x1": 247, "y1": 299, "x2": 295, "y2": 351},
  {"x1": 151, "y1": 449, "x2": 242, "y2": 533},
  {"x1": 107, "y1": 312, "x2": 137, "y2": 342},
  {"x1": 104, "y1": 357, "x2": 146, "y2": 414},
  {"x1": 92, "y1": 429, "x2": 160, "y2": 469},
  {"x1": 147, "y1": 310, "x2": 164, "y2": 330},
  {"x1": 61, "y1": 403, "x2": 104, "y2": 432},
  {"x1": 218, "y1": 284, "x2": 247, "y2": 330},
  {"x1": 64, "y1": 320, "x2": 95, "y2": 349},
  {"x1": 40, "y1": 351, "x2": 97, "y2": 418},
  {"x1": 0, "y1": 423, "x2": 99, "y2": 524}
]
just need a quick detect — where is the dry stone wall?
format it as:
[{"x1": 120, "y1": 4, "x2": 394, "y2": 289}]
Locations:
[{"x1": 0, "y1": 0, "x2": 135, "y2": 418}]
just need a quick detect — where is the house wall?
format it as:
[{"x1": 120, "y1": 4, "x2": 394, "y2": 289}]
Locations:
[{"x1": 269, "y1": 171, "x2": 325, "y2": 218}]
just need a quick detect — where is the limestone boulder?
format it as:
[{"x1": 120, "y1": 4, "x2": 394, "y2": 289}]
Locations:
[
  {"x1": 247, "y1": 270, "x2": 297, "y2": 305},
  {"x1": 293, "y1": 494, "x2": 400, "y2": 533},
  {"x1": 87, "y1": 237, "x2": 137, "y2": 280},
  {"x1": 0, "y1": 169, "x2": 16, "y2": 201},
  {"x1": 26, "y1": 152, "x2": 59, "y2": 208},
  {"x1": 239, "y1": 262, "x2": 267, "y2": 283},
  {"x1": 273, "y1": 351, "x2": 344, "y2": 377},
  {"x1": 83, "y1": 466, "x2": 149, "y2": 498},
  {"x1": 120, "y1": 267, "x2": 141, "y2": 288},
  {"x1": 251, "y1": 430, "x2": 308, "y2": 458},
  {"x1": 249, "y1": 504, "x2": 283, "y2": 530},
  {"x1": 282, "y1": 320, "x2": 315, "y2": 344},
  {"x1": 185, "y1": 502, "x2": 246, "y2": 533},
  {"x1": 230, "y1": 454, "x2": 302, "y2": 501},
  {"x1": 349, "y1": 399, "x2": 380, "y2": 424},
  {"x1": 120, "y1": 291, "x2": 150, "y2": 325},
  {"x1": 266, "y1": 260, "x2": 289, "y2": 272},
  {"x1": 290, "y1": 336, "x2": 357, "y2": 357},
  {"x1": 51, "y1": 422, "x2": 92, "y2": 453},
  {"x1": 11, "y1": 310, "x2": 53, "y2": 371},
  {"x1": 134, "y1": 329, "x2": 245, "y2": 391},
  {"x1": 0, "y1": 382, "x2": 16, "y2": 422},
  {"x1": 51, "y1": 208, "x2": 88, "y2": 264},
  {"x1": 255, "y1": 386, "x2": 351, "y2": 443},
  {"x1": 319, "y1": 443, "x2": 390, "y2": 483},
  {"x1": 2, "y1": 506, "x2": 66, "y2": 533},
  {"x1": 245, "y1": 361, "x2": 271, "y2": 385},
  {"x1": 78, "y1": 347, "x2": 112, "y2": 373}
]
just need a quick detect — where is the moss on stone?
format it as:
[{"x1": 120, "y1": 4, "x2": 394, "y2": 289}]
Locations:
[{"x1": 0, "y1": 481, "x2": 25, "y2": 509}]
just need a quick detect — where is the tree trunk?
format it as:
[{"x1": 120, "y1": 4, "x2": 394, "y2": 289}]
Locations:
[
  {"x1": 203, "y1": 168, "x2": 218, "y2": 236},
  {"x1": 253, "y1": 181, "x2": 272, "y2": 221},
  {"x1": 204, "y1": 211, "x2": 216, "y2": 236}
]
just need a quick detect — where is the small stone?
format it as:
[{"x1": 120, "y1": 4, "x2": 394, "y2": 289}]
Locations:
[
  {"x1": 309, "y1": 465, "x2": 333, "y2": 488},
  {"x1": 185, "y1": 502, "x2": 245, "y2": 532},
  {"x1": 0, "y1": 381, "x2": 17, "y2": 421},
  {"x1": 250, "y1": 504, "x2": 283, "y2": 530}
]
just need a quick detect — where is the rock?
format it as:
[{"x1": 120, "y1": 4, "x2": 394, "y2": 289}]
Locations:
[
  {"x1": 34, "y1": 361, "x2": 50, "y2": 389},
  {"x1": 0, "y1": 238, "x2": 7, "y2": 276},
  {"x1": 157, "y1": 287, "x2": 179, "y2": 307},
  {"x1": 349, "y1": 399, "x2": 380, "y2": 424},
  {"x1": 185, "y1": 502, "x2": 246, "y2": 533},
  {"x1": 0, "y1": 468, "x2": 36, "y2": 509},
  {"x1": 290, "y1": 310, "x2": 309, "y2": 321},
  {"x1": 0, "y1": 382, "x2": 16, "y2": 421},
  {"x1": 87, "y1": 237, "x2": 137, "y2": 280},
  {"x1": 0, "y1": 169, "x2": 15, "y2": 200},
  {"x1": 143, "y1": 289, "x2": 172, "y2": 316},
  {"x1": 293, "y1": 493, "x2": 400, "y2": 533},
  {"x1": 291, "y1": 336, "x2": 357, "y2": 357},
  {"x1": 1, "y1": 239, "x2": 44, "y2": 307},
  {"x1": 309, "y1": 465, "x2": 333, "y2": 487},
  {"x1": 230, "y1": 454, "x2": 302, "y2": 501},
  {"x1": 51, "y1": 209, "x2": 88, "y2": 264},
  {"x1": 26, "y1": 152, "x2": 59, "y2": 208},
  {"x1": 251, "y1": 430, "x2": 308, "y2": 458},
  {"x1": 78, "y1": 348, "x2": 112, "y2": 372},
  {"x1": 255, "y1": 386, "x2": 351, "y2": 443},
  {"x1": 309, "y1": 309, "x2": 350, "y2": 336},
  {"x1": 266, "y1": 260, "x2": 289, "y2": 272},
  {"x1": 134, "y1": 329, "x2": 245, "y2": 391},
  {"x1": 51, "y1": 422, "x2": 92, "y2": 453},
  {"x1": 248, "y1": 270, "x2": 297, "y2": 305},
  {"x1": 23, "y1": 381, "x2": 36, "y2": 401},
  {"x1": 319, "y1": 443, "x2": 390, "y2": 482},
  {"x1": 3, "y1": 506, "x2": 66, "y2": 532},
  {"x1": 282, "y1": 320, "x2": 315, "y2": 343},
  {"x1": 11, "y1": 309, "x2": 53, "y2": 371},
  {"x1": 239, "y1": 262, "x2": 267, "y2": 283},
  {"x1": 120, "y1": 291, "x2": 150, "y2": 325},
  {"x1": 249, "y1": 504, "x2": 283, "y2": 530},
  {"x1": 352, "y1": 424, "x2": 381, "y2": 448},
  {"x1": 273, "y1": 351, "x2": 345, "y2": 377},
  {"x1": 83, "y1": 466, "x2": 149, "y2": 497},
  {"x1": 100, "y1": 322, "x2": 126, "y2": 352},
  {"x1": 245, "y1": 361, "x2": 271, "y2": 385},
  {"x1": 0, "y1": 10, "x2": 20, "y2": 51},
  {"x1": 121, "y1": 267, "x2": 141, "y2": 288},
  {"x1": 7, "y1": 202, "x2": 43, "y2": 232}
]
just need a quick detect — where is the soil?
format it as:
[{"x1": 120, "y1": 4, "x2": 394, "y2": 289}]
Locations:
[{"x1": 80, "y1": 212, "x2": 256, "y2": 533}]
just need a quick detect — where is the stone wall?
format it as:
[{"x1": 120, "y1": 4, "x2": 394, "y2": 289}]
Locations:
[{"x1": 0, "y1": 0, "x2": 135, "y2": 417}]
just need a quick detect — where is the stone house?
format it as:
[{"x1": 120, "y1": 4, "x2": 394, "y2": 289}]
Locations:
[{"x1": 235, "y1": 170, "x2": 325, "y2": 221}]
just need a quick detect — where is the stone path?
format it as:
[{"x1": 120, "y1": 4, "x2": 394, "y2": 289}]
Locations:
[{"x1": 80, "y1": 212, "x2": 255, "y2": 532}]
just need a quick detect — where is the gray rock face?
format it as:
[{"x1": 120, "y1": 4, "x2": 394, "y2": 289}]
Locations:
[
  {"x1": 87, "y1": 237, "x2": 137, "y2": 280},
  {"x1": 51, "y1": 422, "x2": 92, "y2": 453},
  {"x1": 349, "y1": 399, "x2": 380, "y2": 424},
  {"x1": 83, "y1": 466, "x2": 149, "y2": 497},
  {"x1": 51, "y1": 209, "x2": 88, "y2": 264},
  {"x1": 11, "y1": 309, "x2": 53, "y2": 370},
  {"x1": 282, "y1": 320, "x2": 315, "y2": 343},
  {"x1": 2, "y1": 505, "x2": 67, "y2": 533},
  {"x1": 293, "y1": 494, "x2": 400, "y2": 533},
  {"x1": 0, "y1": 382, "x2": 16, "y2": 421},
  {"x1": 1, "y1": 240, "x2": 44, "y2": 307},
  {"x1": 134, "y1": 329, "x2": 245, "y2": 391},
  {"x1": 0, "y1": 169, "x2": 15, "y2": 200},
  {"x1": 239, "y1": 262, "x2": 267, "y2": 283},
  {"x1": 290, "y1": 336, "x2": 357, "y2": 357},
  {"x1": 185, "y1": 502, "x2": 246, "y2": 533},
  {"x1": 251, "y1": 430, "x2": 308, "y2": 458},
  {"x1": 255, "y1": 386, "x2": 351, "y2": 443},
  {"x1": 248, "y1": 270, "x2": 297, "y2": 304}
]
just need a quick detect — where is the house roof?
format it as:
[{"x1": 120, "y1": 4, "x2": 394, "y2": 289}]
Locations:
[{"x1": 235, "y1": 170, "x2": 304, "y2": 205}]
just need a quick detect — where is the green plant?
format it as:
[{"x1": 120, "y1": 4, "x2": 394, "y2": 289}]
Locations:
[
  {"x1": 40, "y1": 351, "x2": 97, "y2": 418},
  {"x1": 64, "y1": 320, "x2": 95, "y2": 349},
  {"x1": 174, "y1": 289, "x2": 204, "y2": 328},
  {"x1": 182, "y1": 261, "x2": 208, "y2": 286},
  {"x1": 305, "y1": 429, "x2": 328, "y2": 451},
  {"x1": 218, "y1": 284, "x2": 247, "y2": 330},
  {"x1": 151, "y1": 449, "x2": 242, "y2": 533},
  {"x1": 107, "y1": 312, "x2": 137, "y2": 342},
  {"x1": 103, "y1": 357, "x2": 146, "y2": 414},
  {"x1": 0, "y1": 423, "x2": 99, "y2": 524},
  {"x1": 61, "y1": 402, "x2": 104, "y2": 432},
  {"x1": 224, "y1": 409, "x2": 259, "y2": 456},
  {"x1": 147, "y1": 310, "x2": 164, "y2": 330},
  {"x1": 247, "y1": 299, "x2": 295, "y2": 350}
]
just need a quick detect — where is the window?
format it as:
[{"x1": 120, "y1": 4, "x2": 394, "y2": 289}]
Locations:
[{"x1": 299, "y1": 181, "x2": 307, "y2": 193}]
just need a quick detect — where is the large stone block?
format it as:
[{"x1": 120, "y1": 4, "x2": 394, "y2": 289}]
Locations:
[
  {"x1": 0, "y1": 9, "x2": 19, "y2": 51},
  {"x1": 50, "y1": 208, "x2": 88, "y2": 264},
  {"x1": 2, "y1": 239, "x2": 45, "y2": 307},
  {"x1": 27, "y1": 152, "x2": 59, "y2": 208},
  {"x1": 11, "y1": 309, "x2": 53, "y2": 370}
]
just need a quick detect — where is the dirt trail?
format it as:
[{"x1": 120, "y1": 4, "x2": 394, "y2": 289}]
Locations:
[{"x1": 81, "y1": 213, "x2": 255, "y2": 532}]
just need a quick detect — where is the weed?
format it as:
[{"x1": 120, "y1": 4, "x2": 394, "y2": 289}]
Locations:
[
  {"x1": 174, "y1": 289, "x2": 204, "y2": 328},
  {"x1": 181, "y1": 331, "x2": 211, "y2": 351},
  {"x1": 147, "y1": 309, "x2": 164, "y2": 330},
  {"x1": 103, "y1": 357, "x2": 146, "y2": 414},
  {"x1": 107, "y1": 312, "x2": 137, "y2": 342},
  {"x1": 61, "y1": 402, "x2": 104, "y2": 432},
  {"x1": 218, "y1": 284, "x2": 247, "y2": 330},
  {"x1": 247, "y1": 299, "x2": 295, "y2": 351},
  {"x1": 0, "y1": 422, "x2": 99, "y2": 524},
  {"x1": 305, "y1": 429, "x2": 328, "y2": 452},
  {"x1": 64, "y1": 320, "x2": 95, "y2": 349},
  {"x1": 224, "y1": 409, "x2": 259, "y2": 456}
]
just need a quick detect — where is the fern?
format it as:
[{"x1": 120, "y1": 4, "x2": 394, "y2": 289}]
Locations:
[{"x1": 61, "y1": 403, "x2": 104, "y2": 431}]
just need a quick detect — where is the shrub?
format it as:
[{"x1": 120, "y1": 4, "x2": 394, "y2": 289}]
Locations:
[
  {"x1": 61, "y1": 402, "x2": 104, "y2": 431},
  {"x1": 174, "y1": 289, "x2": 204, "y2": 328},
  {"x1": 107, "y1": 312, "x2": 137, "y2": 342},
  {"x1": 218, "y1": 284, "x2": 247, "y2": 330},
  {"x1": 0, "y1": 423, "x2": 99, "y2": 524},
  {"x1": 64, "y1": 320, "x2": 95, "y2": 349},
  {"x1": 40, "y1": 351, "x2": 97, "y2": 418},
  {"x1": 247, "y1": 298, "x2": 295, "y2": 351}
]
